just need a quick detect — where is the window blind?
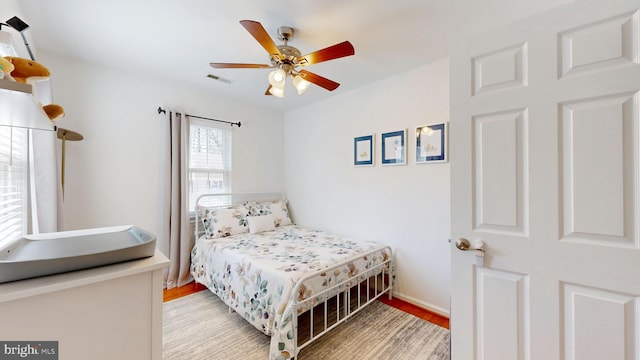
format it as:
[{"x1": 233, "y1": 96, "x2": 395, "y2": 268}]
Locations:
[
  {"x1": 188, "y1": 122, "x2": 231, "y2": 211},
  {"x1": 0, "y1": 126, "x2": 28, "y2": 248}
]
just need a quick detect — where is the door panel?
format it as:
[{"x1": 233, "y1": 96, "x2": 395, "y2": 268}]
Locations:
[
  {"x1": 450, "y1": 0, "x2": 640, "y2": 359},
  {"x1": 562, "y1": 283, "x2": 639, "y2": 360},
  {"x1": 473, "y1": 109, "x2": 529, "y2": 235},
  {"x1": 476, "y1": 268, "x2": 529, "y2": 360},
  {"x1": 559, "y1": 11, "x2": 639, "y2": 78},
  {"x1": 472, "y1": 43, "x2": 528, "y2": 96},
  {"x1": 560, "y1": 92, "x2": 637, "y2": 246}
]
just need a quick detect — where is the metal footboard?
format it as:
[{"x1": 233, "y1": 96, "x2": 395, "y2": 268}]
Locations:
[{"x1": 290, "y1": 245, "x2": 395, "y2": 358}]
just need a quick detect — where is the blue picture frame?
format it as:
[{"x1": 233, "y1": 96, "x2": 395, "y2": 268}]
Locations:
[
  {"x1": 381, "y1": 129, "x2": 407, "y2": 165},
  {"x1": 354, "y1": 135, "x2": 374, "y2": 166},
  {"x1": 416, "y1": 122, "x2": 447, "y2": 163}
]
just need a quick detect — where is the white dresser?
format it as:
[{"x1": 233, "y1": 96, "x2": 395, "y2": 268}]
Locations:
[{"x1": 0, "y1": 250, "x2": 169, "y2": 360}]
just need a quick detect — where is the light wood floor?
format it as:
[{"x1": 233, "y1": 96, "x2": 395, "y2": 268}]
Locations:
[{"x1": 164, "y1": 283, "x2": 450, "y2": 330}]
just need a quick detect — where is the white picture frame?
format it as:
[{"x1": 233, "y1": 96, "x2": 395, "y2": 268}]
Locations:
[
  {"x1": 381, "y1": 129, "x2": 407, "y2": 166},
  {"x1": 354, "y1": 134, "x2": 374, "y2": 166},
  {"x1": 416, "y1": 122, "x2": 447, "y2": 163}
]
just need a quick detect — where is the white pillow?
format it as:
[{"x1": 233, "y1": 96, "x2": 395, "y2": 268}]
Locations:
[{"x1": 247, "y1": 214, "x2": 276, "y2": 234}]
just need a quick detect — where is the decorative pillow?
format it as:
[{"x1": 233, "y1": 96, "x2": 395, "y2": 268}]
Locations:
[
  {"x1": 244, "y1": 200, "x2": 293, "y2": 227},
  {"x1": 247, "y1": 214, "x2": 276, "y2": 234},
  {"x1": 197, "y1": 205, "x2": 249, "y2": 238}
]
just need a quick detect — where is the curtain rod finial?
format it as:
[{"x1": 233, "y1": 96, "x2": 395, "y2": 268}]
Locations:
[{"x1": 157, "y1": 107, "x2": 166, "y2": 115}]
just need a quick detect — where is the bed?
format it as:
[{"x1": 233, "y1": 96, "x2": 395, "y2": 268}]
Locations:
[{"x1": 190, "y1": 193, "x2": 394, "y2": 360}]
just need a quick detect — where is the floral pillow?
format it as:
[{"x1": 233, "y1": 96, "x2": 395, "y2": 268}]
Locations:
[
  {"x1": 243, "y1": 200, "x2": 293, "y2": 227},
  {"x1": 197, "y1": 205, "x2": 249, "y2": 238}
]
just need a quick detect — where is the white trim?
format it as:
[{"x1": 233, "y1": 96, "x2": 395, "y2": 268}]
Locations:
[{"x1": 393, "y1": 291, "x2": 450, "y2": 318}]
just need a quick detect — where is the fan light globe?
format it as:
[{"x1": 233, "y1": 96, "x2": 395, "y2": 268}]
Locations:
[
  {"x1": 268, "y1": 69, "x2": 286, "y2": 87},
  {"x1": 269, "y1": 85, "x2": 284, "y2": 98},
  {"x1": 293, "y1": 75, "x2": 310, "y2": 95}
]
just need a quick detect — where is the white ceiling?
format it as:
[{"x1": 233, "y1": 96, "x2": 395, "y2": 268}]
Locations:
[{"x1": 17, "y1": 0, "x2": 573, "y2": 112}]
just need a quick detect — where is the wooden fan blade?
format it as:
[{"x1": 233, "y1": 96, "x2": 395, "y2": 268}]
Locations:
[
  {"x1": 265, "y1": 85, "x2": 273, "y2": 96},
  {"x1": 210, "y1": 63, "x2": 270, "y2": 69},
  {"x1": 298, "y1": 70, "x2": 340, "y2": 91},
  {"x1": 239, "y1": 20, "x2": 283, "y2": 59},
  {"x1": 298, "y1": 41, "x2": 355, "y2": 66}
]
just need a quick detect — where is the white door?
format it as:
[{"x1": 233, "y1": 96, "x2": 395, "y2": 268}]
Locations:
[{"x1": 450, "y1": 0, "x2": 640, "y2": 359}]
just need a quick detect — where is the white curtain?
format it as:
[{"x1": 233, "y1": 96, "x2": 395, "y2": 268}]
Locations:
[
  {"x1": 159, "y1": 111, "x2": 193, "y2": 289},
  {"x1": 29, "y1": 129, "x2": 64, "y2": 233},
  {"x1": 29, "y1": 78, "x2": 64, "y2": 234}
]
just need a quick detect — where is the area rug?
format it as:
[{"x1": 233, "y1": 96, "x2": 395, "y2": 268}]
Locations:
[{"x1": 163, "y1": 290, "x2": 450, "y2": 360}]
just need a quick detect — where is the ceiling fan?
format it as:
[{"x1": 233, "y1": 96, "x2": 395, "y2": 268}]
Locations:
[{"x1": 210, "y1": 20, "x2": 355, "y2": 97}]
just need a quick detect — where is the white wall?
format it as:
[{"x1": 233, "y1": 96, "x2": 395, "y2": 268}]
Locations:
[
  {"x1": 37, "y1": 51, "x2": 285, "y2": 239},
  {"x1": 284, "y1": 58, "x2": 451, "y2": 315}
]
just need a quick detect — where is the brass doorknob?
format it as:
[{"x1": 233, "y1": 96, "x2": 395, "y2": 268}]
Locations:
[{"x1": 456, "y1": 238, "x2": 472, "y2": 251}]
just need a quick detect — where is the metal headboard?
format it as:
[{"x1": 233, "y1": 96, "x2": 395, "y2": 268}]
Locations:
[{"x1": 194, "y1": 192, "x2": 285, "y2": 238}]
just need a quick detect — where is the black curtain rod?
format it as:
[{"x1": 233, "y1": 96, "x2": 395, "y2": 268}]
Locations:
[{"x1": 157, "y1": 107, "x2": 241, "y2": 128}]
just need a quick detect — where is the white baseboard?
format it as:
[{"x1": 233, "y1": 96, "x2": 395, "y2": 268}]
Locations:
[{"x1": 392, "y1": 291, "x2": 450, "y2": 318}]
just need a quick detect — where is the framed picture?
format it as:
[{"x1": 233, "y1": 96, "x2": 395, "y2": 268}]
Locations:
[
  {"x1": 416, "y1": 122, "x2": 447, "y2": 163},
  {"x1": 354, "y1": 135, "x2": 374, "y2": 166},
  {"x1": 381, "y1": 129, "x2": 407, "y2": 165}
]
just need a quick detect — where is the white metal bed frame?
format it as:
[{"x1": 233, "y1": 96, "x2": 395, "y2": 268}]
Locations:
[{"x1": 193, "y1": 193, "x2": 395, "y2": 359}]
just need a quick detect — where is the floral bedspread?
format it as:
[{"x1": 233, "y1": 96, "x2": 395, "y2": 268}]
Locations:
[{"x1": 190, "y1": 225, "x2": 392, "y2": 360}]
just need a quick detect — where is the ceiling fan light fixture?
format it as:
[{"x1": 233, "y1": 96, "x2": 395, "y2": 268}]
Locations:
[
  {"x1": 292, "y1": 75, "x2": 310, "y2": 95},
  {"x1": 268, "y1": 69, "x2": 286, "y2": 87},
  {"x1": 212, "y1": 20, "x2": 355, "y2": 97}
]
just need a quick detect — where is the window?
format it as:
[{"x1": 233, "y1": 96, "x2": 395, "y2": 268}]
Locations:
[
  {"x1": 188, "y1": 120, "x2": 231, "y2": 212},
  {"x1": 0, "y1": 126, "x2": 28, "y2": 248}
]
